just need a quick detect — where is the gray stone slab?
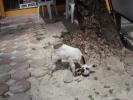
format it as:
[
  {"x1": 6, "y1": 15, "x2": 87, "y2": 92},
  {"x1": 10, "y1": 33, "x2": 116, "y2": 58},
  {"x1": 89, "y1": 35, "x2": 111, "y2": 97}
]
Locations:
[
  {"x1": 9, "y1": 80, "x2": 31, "y2": 94},
  {"x1": 63, "y1": 70, "x2": 73, "y2": 83},
  {"x1": 31, "y1": 67, "x2": 47, "y2": 78},
  {"x1": 30, "y1": 59, "x2": 45, "y2": 67},
  {"x1": 29, "y1": 54, "x2": 44, "y2": 60},
  {"x1": 0, "y1": 73, "x2": 11, "y2": 84},
  {"x1": 0, "y1": 83, "x2": 9, "y2": 95},
  {"x1": 0, "y1": 53, "x2": 13, "y2": 59},
  {"x1": 13, "y1": 56, "x2": 28, "y2": 63},
  {"x1": 9, "y1": 93, "x2": 31, "y2": 100},
  {"x1": 11, "y1": 70, "x2": 30, "y2": 80},
  {"x1": 16, "y1": 45, "x2": 28, "y2": 51},
  {"x1": 13, "y1": 62, "x2": 30, "y2": 70},
  {"x1": 13, "y1": 51, "x2": 27, "y2": 57},
  {"x1": 0, "y1": 65, "x2": 13, "y2": 74},
  {"x1": 0, "y1": 59, "x2": 13, "y2": 65}
]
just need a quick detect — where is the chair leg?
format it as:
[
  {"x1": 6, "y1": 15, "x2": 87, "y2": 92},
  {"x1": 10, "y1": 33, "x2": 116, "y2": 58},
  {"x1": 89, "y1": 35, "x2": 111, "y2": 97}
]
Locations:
[
  {"x1": 71, "y1": 4, "x2": 75, "y2": 23},
  {"x1": 47, "y1": 3, "x2": 52, "y2": 19},
  {"x1": 54, "y1": 3, "x2": 58, "y2": 16},
  {"x1": 66, "y1": 0, "x2": 69, "y2": 19},
  {"x1": 42, "y1": 5, "x2": 44, "y2": 16},
  {"x1": 38, "y1": 6, "x2": 40, "y2": 19}
]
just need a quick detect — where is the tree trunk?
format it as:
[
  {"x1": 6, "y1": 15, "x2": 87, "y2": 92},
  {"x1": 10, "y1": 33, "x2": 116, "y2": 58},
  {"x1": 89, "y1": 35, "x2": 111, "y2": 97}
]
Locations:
[{"x1": 75, "y1": 0, "x2": 123, "y2": 49}]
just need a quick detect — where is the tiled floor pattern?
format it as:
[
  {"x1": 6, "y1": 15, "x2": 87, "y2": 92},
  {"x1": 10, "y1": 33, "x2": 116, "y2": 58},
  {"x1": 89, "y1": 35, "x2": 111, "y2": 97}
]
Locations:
[
  {"x1": 0, "y1": 14, "x2": 51, "y2": 100},
  {"x1": 0, "y1": 12, "x2": 79, "y2": 100}
]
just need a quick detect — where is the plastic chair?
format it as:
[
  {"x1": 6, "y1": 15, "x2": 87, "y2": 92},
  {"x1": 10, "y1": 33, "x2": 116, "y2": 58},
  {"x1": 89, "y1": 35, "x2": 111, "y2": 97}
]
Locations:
[
  {"x1": 37, "y1": 0, "x2": 58, "y2": 19},
  {"x1": 66, "y1": 0, "x2": 75, "y2": 23}
]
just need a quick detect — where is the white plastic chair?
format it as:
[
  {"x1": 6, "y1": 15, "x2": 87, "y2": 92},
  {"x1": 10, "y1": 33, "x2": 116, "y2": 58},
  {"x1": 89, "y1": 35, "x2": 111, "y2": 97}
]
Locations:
[
  {"x1": 37, "y1": 0, "x2": 58, "y2": 19},
  {"x1": 66, "y1": 0, "x2": 75, "y2": 23}
]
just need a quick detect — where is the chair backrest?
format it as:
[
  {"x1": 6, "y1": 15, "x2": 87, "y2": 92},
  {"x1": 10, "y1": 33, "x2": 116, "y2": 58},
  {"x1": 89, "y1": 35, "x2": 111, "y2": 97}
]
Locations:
[{"x1": 68, "y1": 0, "x2": 74, "y2": 3}]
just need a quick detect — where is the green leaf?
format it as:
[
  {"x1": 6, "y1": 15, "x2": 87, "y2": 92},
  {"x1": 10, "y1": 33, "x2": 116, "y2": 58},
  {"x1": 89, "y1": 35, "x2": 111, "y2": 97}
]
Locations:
[
  {"x1": 104, "y1": 94, "x2": 108, "y2": 97},
  {"x1": 100, "y1": 46, "x2": 105, "y2": 51},
  {"x1": 0, "y1": 94, "x2": 10, "y2": 98},
  {"x1": 95, "y1": 92, "x2": 99, "y2": 96},
  {"x1": 88, "y1": 95, "x2": 94, "y2": 100},
  {"x1": 104, "y1": 85, "x2": 110, "y2": 88},
  {"x1": 94, "y1": 77, "x2": 98, "y2": 80},
  {"x1": 107, "y1": 66, "x2": 111, "y2": 70},
  {"x1": 126, "y1": 88, "x2": 130, "y2": 92},
  {"x1": 53, "y1": 35, "x2": 60, "y2": 38},
  {"x1": 108, "y1": 89, "x2": 114, "y2": 94},
  {"x1": 75, "y1": 97, "x2": 78, "y2": 100},
  {"x1": 125, "y1": 83, "x2": 129, "y2": 87}
]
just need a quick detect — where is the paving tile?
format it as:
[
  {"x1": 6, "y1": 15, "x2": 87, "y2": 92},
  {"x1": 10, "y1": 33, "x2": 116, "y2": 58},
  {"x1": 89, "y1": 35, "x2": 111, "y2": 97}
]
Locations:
[
  {"x1": 0, "y1": 65, "x2": 13, "y2": 74},
  {"x1": 3, "y1": 40, "x2": 15, "y2": 45},
  {"x1": 1, "y1": 47, "x2": 14, "y2": 53},
  {"x1": 16, "y1": 33, "x2": 27, "y2": 38},
  {"x1": 36, "y1": 31, "x2": 46, "y2": 35},
  {"x1": 0, "y1": 53, "x2": 13, "y2": 59},
  {"x1": 4, "y1": 35, "x2": 16, "y2": 41},
  {"x1": 13, "y1": 51, "x2": 28, "y2": 57},
  {"x1": 0, "y1": 83, "x2": 9, "y2": 95},
  {"x1": 0, "y1": 59, "x2": 13, "y2": 65},
  {"x1": 27, "y1": 34, "x2": 36, "y2": 37},
  {"x1": 2, "y1": 42, "x2": 15, "y2": 47},
  {"x1": 0, "y1": 73, "x2": 11, "y2": 84},
  {"x1": 15, "y1": 36, "x2": 27, "y2": 43},
  {"x1": 9, "y1": 80, "x2": 31, "y2": 94},
  {"x1": 29, "y1": 39, "x2": 39, "y2": 44},
  {"x1": 11, "y1": 70, "x2": 30, "y2": 80},
  {"x1": 12, "y1": 62, "x2": 30, "y2": 70},
  {"x1": 29, "y1": 54, "x2": 45, "y2": 60},
  {"x1": 9, "y1": 93, "x2": 31, "y2": 100},
  {"x1": 0, "y1": 43, "x2": 3, "y2": 49},
  {"x1": 30, "y1": 59, "x2": 45, "y2": 67},
  {"x1": 28, "y1": 37, "x2": 36, "y2": 41},
  {"x1": 0, "y1": 96, "x2": 6, "y2": 100},
  {"x1": 0, "y1": 29, "x2": 8, "y2": 35},
  {"x1": 13, "y1": 56, "x2": 28, "y2": 63},
  {"x1": 26, "y1": 30, "x2": 35, "y2": 33},
  {"x1": 31, "y1": 67, "x2": 47, "y2": 78},
  {"x1": 18, "y1": 38, "x2": 28, "y2": 42},
  {"x1": 15, "y1": 45, "x2": 28, "y2": 51}
]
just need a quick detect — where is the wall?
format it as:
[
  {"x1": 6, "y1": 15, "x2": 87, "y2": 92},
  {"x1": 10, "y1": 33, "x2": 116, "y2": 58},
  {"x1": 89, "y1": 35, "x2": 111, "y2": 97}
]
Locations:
[
  {"x1": 0, "y1": 0, "x2": 6, "y2": 18},
  {"x1": 0, "y1": 0, "x2": 111, "y2": 18}
]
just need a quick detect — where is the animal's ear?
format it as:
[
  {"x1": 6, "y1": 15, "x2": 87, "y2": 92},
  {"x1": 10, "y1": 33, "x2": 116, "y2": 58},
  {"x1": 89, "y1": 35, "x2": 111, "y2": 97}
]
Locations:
[
  {"x1": 80, "y1": 56, "x2": 86, "y2": 64},
  {"x1": 53, "y1": 43, "x2": 63, "y2": 49}
]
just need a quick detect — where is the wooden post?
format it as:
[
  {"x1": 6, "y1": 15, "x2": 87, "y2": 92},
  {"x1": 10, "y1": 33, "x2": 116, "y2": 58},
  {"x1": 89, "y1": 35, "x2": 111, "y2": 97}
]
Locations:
[{"x1": 0, "y1": 0, "x2": 6, "y2": 18}]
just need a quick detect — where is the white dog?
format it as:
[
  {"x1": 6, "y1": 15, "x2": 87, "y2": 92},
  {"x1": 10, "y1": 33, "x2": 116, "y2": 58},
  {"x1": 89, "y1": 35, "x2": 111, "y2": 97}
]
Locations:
[{"x1": 48, "y1": 43, "x2": 96, "y2": 77}]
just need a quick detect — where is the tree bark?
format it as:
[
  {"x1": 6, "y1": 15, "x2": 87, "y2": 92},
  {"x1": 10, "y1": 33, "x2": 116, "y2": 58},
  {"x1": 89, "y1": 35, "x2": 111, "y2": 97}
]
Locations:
[{"x1": 75, "y1": 0, "x2": 123, "y2": 49}]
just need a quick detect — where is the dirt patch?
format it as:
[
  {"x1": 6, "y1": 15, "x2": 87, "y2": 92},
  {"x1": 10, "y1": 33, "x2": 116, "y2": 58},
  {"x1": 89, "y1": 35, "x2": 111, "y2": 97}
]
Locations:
[{"x1": 28, "y1": 34, "x2": 133, "y2": 100}]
